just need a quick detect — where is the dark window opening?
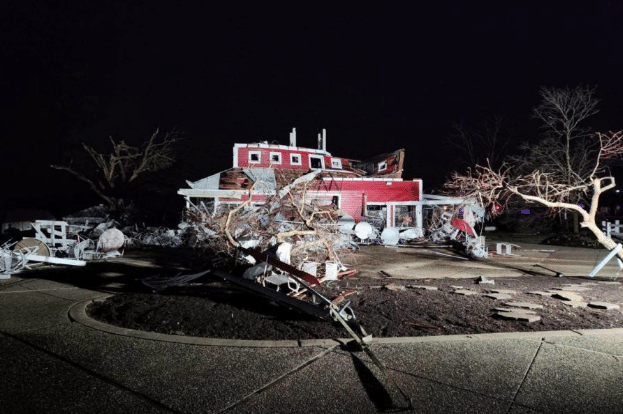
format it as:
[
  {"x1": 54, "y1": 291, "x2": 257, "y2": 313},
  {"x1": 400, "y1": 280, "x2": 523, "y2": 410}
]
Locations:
[{"x1": 310, "y1": 156, "x2": 323, "y2": 169}]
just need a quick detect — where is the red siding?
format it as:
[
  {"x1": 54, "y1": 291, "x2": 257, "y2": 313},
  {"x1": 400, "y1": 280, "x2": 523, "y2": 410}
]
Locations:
[
  {"x1": 236, "y1": 146, "x2": 344, "y2": 171},
  {"x1": 238, "y1": 147, "x2": 320, "y2": 170},
  {"x1": 311, "y1": 179, "x2": 421, "y2": 221}
]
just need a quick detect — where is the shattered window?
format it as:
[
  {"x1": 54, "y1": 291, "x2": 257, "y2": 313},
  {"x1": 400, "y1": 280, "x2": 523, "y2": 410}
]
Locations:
[
  {"x1": 270, "y1": 152, "x2": 282, "y2": 164},
  {"x1": 378, "y1": 161, "x2": 387, "y2": 172},
  {"x1": 249, "y1": 151, "x2": 261, "y2": 163},
  {"x1": 365, "y1": 205, "x2": 386, "y2": 229},
  {"x1": 395, "y1": 205, "x2": 416, "y2": 226},
  {"x1": 290, "y1": 154, "x2": 301, "y2": 165},
  {"x1": 309, "y1": 155, "x2": 324, "y2": 169}
]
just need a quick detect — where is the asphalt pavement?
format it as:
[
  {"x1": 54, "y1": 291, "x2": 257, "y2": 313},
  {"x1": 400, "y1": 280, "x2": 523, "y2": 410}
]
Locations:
[{"x1": 1, "y1": 243, "x2": 622, "y2": 413}]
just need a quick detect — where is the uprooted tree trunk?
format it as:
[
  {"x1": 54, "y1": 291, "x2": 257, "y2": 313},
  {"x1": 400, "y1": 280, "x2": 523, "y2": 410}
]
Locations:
[{"x1": 445, "y1": 131, "x2": 623, "y2": 261}]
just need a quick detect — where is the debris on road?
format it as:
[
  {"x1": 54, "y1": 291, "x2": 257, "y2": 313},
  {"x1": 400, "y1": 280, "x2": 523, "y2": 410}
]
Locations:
[
  {"x1": 2, "y1": 218, "x2": 130, "y2": 277},
  {"x1": 485, "y1": 293, "x2": 512, "y2": 300},
  {"x1": 503, "y1": 301, "x2": 544, "y2": 310},
  {"x1": 477, "y1": 275, "x2": 494, "y2": 285},
  {"x1": 494, "y1": 310, "x2": 541, "y2": 323}
]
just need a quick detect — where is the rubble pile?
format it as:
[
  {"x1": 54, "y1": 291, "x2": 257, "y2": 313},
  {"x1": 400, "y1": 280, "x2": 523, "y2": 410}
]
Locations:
[
  {"x1": 0, "y1": 241, "x2": 38, "y2": 278},
  {"x1": 426, "y1": 203, "x2": 488, "y2": 258},
  {"x1": 183, "y1": 172, "x2": 356, "y2": 277}
]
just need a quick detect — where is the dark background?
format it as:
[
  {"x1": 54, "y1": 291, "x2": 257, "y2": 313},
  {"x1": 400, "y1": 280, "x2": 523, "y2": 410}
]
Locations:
[{"x1": 3, "y1": 2, "x2": 623, "y2": 220}]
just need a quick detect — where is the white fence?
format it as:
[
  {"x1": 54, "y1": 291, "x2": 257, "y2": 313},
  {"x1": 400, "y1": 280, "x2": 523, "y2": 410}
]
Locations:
[{"x1": 602, "y1": 220, "x2": 623, "y2": 238}]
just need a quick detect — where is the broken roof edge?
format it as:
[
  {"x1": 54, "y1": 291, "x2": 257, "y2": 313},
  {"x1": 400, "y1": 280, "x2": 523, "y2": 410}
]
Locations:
[
  {"x1": 233, "y1": 142, "x2": 332, "y2": 157},
  {"x1": 421, "y1": 194, "x2": 476, "y2": 205},
  {"x1": 186, "y1": 168, "x2": 234, "y2": 190},
  {"x1": 355, "y1": 148, "x2": 405, "y2": 165},
  {"x1": 178, "y1": 188, "x2": 250, "y2": 199}
]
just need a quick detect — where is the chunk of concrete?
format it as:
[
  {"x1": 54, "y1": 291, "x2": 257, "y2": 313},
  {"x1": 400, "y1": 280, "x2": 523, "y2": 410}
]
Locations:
[
  {"x1": 407, "y1": 285, "x2": 438, "y2": 291},
  {"x1": 485, "y1": 293, "x2": 512, "y2": 300},
  {"x1": 588, "y1": 302, "x2": 621, "y2": 310},
  {"x1": 551, "y1": 292, "x2": 584, "y2": 302},
  {"x1": 453, "y1": 289, "x2": 479, "y2": 296},
  {"x1": 384, "y1": 283, "x2": 406, "y2": 291},
  {"x1": 552, "y1": 286, "x2": 591, "y2": 292},
  {"x1": 527, "y1": 291, "x2": 553, "y2": 297},
  {"x1": 495, "y1": 310, "x2": 541, "y2": 322},
  {"x1": 489, "y1": 289, "x2": 517, "y2": 294},
  {"x1": 560, "y1": 301, "x2": 588, "y2": 308},
  {"x1": 494, "y1": 307, "x2": 537, "y2": 315},
  {"x1": 504, "y1": 301, "x2": 544, "y2": 310}
]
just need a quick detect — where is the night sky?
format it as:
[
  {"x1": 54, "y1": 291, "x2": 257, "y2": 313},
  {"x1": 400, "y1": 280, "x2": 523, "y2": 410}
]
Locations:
[{"x1": 3, "y1": 2, "x2": 623, "y2": 218}]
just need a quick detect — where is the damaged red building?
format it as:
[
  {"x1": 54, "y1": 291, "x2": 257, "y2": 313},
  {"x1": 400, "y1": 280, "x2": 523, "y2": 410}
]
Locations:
[{"x1": 178, "y1": 129, "x2": 458, "y2": 234}]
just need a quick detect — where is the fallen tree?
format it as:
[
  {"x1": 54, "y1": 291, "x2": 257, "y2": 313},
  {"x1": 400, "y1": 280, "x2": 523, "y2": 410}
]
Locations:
[
  {"x1": 51, "y1": 128, "x2": 182, "y2": 217},
  {"x1": 445, "y1": 130, "x2": 623, "y2": 260}
]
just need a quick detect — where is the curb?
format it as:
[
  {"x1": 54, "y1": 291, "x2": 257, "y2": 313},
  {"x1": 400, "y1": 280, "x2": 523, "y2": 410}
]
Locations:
[{"x1": 69, "y1": 298, "x2": 623, "y2": 348}]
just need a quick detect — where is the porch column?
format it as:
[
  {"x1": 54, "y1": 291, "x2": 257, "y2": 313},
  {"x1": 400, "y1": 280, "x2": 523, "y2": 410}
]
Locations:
[{"x1": 416, "y1": 204, "x2": 423, "y2": 229}]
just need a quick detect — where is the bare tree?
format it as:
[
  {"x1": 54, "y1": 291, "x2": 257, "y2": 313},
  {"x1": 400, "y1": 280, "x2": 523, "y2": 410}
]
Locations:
[
  {"x1": 51, "y1": 128, "x2": 181, "y2": 215},
  {"x1": 509, "y1": 86, "x2": 600, "y2": 232},
  {"x1": 445, "y1": 131, "x2": 623, "y2": 260},
  {"x1": 447, "y1": 116, "x2": 515, "y2": 170}
]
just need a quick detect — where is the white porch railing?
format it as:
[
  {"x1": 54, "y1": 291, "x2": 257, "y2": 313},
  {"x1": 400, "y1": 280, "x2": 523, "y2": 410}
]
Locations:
[{"x1": 601, "y1": 220, "x2": 623, "y2": 238}]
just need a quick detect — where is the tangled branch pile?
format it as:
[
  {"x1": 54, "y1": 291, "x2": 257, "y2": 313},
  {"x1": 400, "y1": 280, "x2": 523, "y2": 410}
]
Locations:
[{"x1": 184, "y1": 172, "x2": 355, "y2": 271}]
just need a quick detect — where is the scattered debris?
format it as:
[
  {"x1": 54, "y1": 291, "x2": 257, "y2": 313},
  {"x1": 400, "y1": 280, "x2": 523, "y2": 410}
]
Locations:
[
  {"x1": 495, "y1": 242, "x2": 518, "y2": 255},
  {"x1": 494, "y1": 307, "x2": 537, "y2": 314},
  {"x1": 552, "y1": 292, "x2": 584, "y2": 302},
  {"x1": 477, "y1": 276, "x2": 494, "y2": 285},
  {"x1": 503, "y1": 302, "x2": 544, "y2": 310},
  {"x1": 589, "y1": 243, "x2": 623, "y2": 277},
  {"x1": 331, "y1": 289, "x2": 358, "y2": 306},
  {"x1": 489, "y1": 289, "x2": 517, "y2": 294},
  {"x1": 407, "y1": 285, "x2": 438, "y2": 291},
  {"x1": 454, "y1": 289, "x2": 479, "y2": 295},
  {"x1": 383, "y1": 283, "x2": 406, "y2": 291},
  {"x1": 1, "y1": 217, "x2": 131, "y2": 278},
  {"x1": 552, "y1": 286, "x2": 591, "y2": 292},
  {"x1": 560, "y1": 301, "x2": 588, "y2": 308},
  {"x1": 0, "y1": 241, "x2": 38, "y2": 278},
  {"x1": 485, "y1": 293, "x2": 512, "y2": 300},
  {"x1": 527, "y1": 291, "x2": 553, "y2": 297},
  {"x1": 495, "y1": 310, "x2": 541, "y2": 323},
  {"x1": 427, "y1": 203, "x2": 488, "y2": 258}
]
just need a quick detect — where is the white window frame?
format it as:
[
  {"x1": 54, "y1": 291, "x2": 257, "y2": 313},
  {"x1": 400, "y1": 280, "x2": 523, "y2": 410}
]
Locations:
[
  {"x1": 269, "y1": 152, "x2": 282, "y2": 164},
  {"x1": 331, "y1": 158, "x2": 342, "y2": 169},
  {"x1": 248, "y1": 151, "x2": 261, "y2": 164},
  {"x1": 309, "y1": 154, "x2": 325, "y2": 169},
  {"x1": 290, "y1": 153, "x2": 302, "y2": 165},
  {"x1": 378, "y1": 161, "x2": 388, "y2": 172}
]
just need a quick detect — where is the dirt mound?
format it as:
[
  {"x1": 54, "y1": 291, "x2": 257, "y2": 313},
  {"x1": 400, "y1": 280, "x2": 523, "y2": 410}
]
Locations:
[{"x1": 88, "y1": 276, "x2": 623, "y2": 340}]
